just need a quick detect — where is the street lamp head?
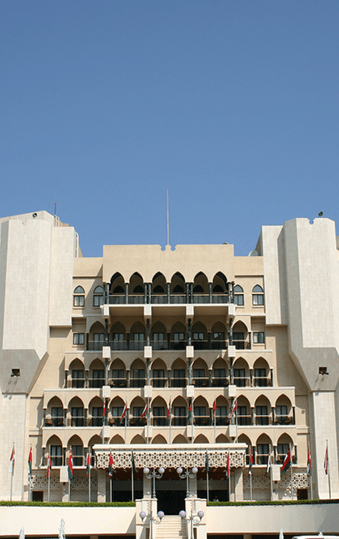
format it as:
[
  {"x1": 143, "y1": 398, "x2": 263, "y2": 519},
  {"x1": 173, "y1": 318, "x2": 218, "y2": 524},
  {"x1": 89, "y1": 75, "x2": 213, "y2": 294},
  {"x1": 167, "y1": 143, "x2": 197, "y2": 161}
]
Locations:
[
  {"x1": 179, "y1": 510, "x2": 186, "y2": 519},
  {"x1": 157, "y1": 511, "x2": 165, "y2": 520},
  {"x1": 143, "y1": 467, "x2": 150, "y2": 474},
  {"x1": 192, "y1": 467, "x2": 198, "y2": 474},
  {"x1": 177, "y1": 467, "x2": 183, "y2": 474},
  {"x1": 197, "y1": 511, "x2": 204, "y2": 520},
  {"x1": 139, "y1": 511, "x2": 146, "y2": 520},
  {"x1": 158, "y1": 467, "x2": 165, "y2": 474}
]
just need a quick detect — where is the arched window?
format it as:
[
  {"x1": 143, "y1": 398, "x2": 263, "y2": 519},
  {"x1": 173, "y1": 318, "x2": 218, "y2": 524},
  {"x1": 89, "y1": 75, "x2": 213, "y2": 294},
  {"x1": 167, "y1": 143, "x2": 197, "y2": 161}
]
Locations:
[
  {"x1": 234, "y1": 285, "x2": 244, "y2": 306},
  {"x1": 252, "y1": 285, "x2": 264, "y2": 306},
  {"x1": 93, "y1": 285, "x2": 104, "y2": 307},
  {"x1": 73, "y1": 285, "x2": 85, "y2": 307}
]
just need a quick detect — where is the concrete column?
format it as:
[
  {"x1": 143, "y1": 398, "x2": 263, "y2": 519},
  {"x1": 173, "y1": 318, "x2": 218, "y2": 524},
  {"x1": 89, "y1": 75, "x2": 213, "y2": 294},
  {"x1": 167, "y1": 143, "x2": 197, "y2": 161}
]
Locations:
[
  {"x1": 126, "y1": 282, "x2": 129, "y2": 304},
  {"x1": 233, "y1": 467, "x2": 243, "y2": 502},
  {"x1": 189, "y1": 473, "x2": 198, "y2": 497},
  {"x1": 167, "y1": 282, "x2": 170, "y2": 303},
  {"x1": 97, "y1": 469, "x2": 106, "y2": 502},
  {"x1": 209, "y1": 282, "x2": 212, "y2": 303}
]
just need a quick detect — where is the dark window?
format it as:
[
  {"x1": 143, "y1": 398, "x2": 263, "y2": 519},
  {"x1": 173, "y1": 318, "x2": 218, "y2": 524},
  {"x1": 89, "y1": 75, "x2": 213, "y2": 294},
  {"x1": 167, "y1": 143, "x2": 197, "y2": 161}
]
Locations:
[
  {"x1": 91, "y1": 369, "x2": 105, "y2": 388},
  {"x1": 216, "y1": 405, "x2": 228, "y2": 425},
  {"x1": 254, "y1": 368, "x2": 267, "y2": 387},
  {"x1": 72, "y1": 369, "x2": 84, "y2": 388},
  {"x1": 51, "y1": 407, "x2": 63, "y2": 427},
  {"x1": 173, "y1": 406, "x2": 186, "y2": 426},
  {"x1": 253, "y1": 332, "x2": 265, "y2": 343},
  {"x1": 234, "y1": 368, "x2": 246, "y2": 387},
  {"x1": 153, "y1": 406, "x2": 166, "y2": 426},
  {"x1": 256, "y1": 405, "x2": 269, "y2": 425},
  {"x1": 172, "y1": 369, "x2": 186, "y2": 387},
  {"x1": 50, "y1": 445, "x2": 62, "y2": 466},
  {"x1": 233, "y1": 332, "x2": 244, "y2": 349},
  {"x1": 257, "y1": 444, "x2": 269, "y2": 465},
  {"x1": 71, "y1": 407, "x2": 84, "y2": 427},
  {"x1": 93, "y1": 285, "x2": 104, "y2": 307},
  {"x1": 132, "y1": 369, "x2": 145, "y2": 388},
  {"x1": 72, "y1": 445, "x2": 83, "y2": 466},
  {"x1": 193, "y1": 368, "x2": 206, "y2": 387},
  {"x1": 92, "y1": 406, "x2": 103, "y2": 426},
  {"x1": 237, "y1": 405, "x2": 249, "y2": 425},
  {"x1": 73, "y1": 286, "x2": 85, "y2": 307},
  {"x1": 213, "y1": 368, "x2": 226, "y2": 386},
  {"x1": 152, "y1": 369, "x2": 165, "y2": 388},
  {"x1": 194, "y1": 406, "x2": 207, "y2": 425},
  {"x1": 234, "y1": 285, "x2": 244, "y2": 305},
  {"x1": 252, "y1": 285, "x2": 264, "y2": 305},
  {"x1": 73, "y1": 333, "x2": 85, "y2": 345}
]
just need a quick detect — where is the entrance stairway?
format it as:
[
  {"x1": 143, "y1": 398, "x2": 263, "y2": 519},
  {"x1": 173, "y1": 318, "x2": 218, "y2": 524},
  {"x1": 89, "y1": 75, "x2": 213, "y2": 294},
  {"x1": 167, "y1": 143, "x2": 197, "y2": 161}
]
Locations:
[{"x1": 156, "y1": 515, "x2": 188, "y2": 539}]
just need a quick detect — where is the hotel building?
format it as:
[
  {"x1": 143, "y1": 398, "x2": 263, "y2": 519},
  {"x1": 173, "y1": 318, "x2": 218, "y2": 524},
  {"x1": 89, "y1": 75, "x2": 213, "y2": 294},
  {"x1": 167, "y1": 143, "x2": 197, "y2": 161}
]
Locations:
[{"x1": 0, "y1": 210, "x2": 339, "y2": 535}]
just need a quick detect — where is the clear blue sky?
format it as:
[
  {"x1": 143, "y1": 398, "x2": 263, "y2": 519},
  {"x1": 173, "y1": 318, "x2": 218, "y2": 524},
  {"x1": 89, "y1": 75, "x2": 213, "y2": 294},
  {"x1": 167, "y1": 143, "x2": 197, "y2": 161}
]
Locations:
[{"x1": 1, "y1": 1, "x2": 339, "y2": 257}]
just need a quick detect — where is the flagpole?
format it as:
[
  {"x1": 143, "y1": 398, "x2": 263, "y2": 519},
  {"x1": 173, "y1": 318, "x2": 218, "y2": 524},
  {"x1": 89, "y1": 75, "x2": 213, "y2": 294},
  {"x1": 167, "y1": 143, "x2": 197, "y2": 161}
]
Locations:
[
  {"x1": 88, "y1": 452, "x2": 91, "y2": 503},
  {"x1": 10, "y1": 449, "x2": 14, "y2": 502},
  {"x1": 327, "y1": 439, "x2": 331, "y2": 499},
  {"x1": 206, "y1": 451, "x2": 209, "y2": 502},
  {"x1": 147, "y1": 397, "x2": 150, "y2": 444},
  {"x1": 169, "y1": 407, "x2": 172, "y2": 444},
  {"x1": 270, "y1": 446, "x2": 273, "y2": 501},
  {"x1": 131, "y1": 451, "x2": 135, "y2": 502},
  {"x1": 48, "y1": 447, "x2": 51, "y2": 502},
  {"x1": 124, "y1": 398, "x2": 127, "y2": 444},
  {"x1": 290, "y1": 444, "x2": 293, "y2": 501},
  {"x1": 249, "y1": 447, "x2": 253, "y2": 502},
  {"x1": 213, "y1": 413, "x2": 216, "y2": 444},
  {"x1": 308, "y1": 441, "x2": 313, "y2": 500}
]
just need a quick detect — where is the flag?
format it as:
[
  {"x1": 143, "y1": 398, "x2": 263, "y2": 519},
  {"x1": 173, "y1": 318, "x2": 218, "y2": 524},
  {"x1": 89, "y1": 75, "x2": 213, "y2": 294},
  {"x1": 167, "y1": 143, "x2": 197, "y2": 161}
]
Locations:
[
  {"x1": 226, "y1": 452, "x2": 230, "y2": 478},
  {"x1": 248, "y1": 447, "x2": 253, "y2": 476},
  {"x1": 187, "y1": 398, "x2": 193, "y2": 424},
  {"x1": 120, "y1": 401, "x2": 128, "y2": 424},
  {"x1": 9, "y1": 445, "x2": 15, "y2": 474},
  {"x1": 28, "y1": 446, "x2": 32, "y2": 475},
  {"x1": 46, "y1": 454, "x2": 52, "y2": 479},
  {"x1": 86, "y1": 452, "x2": 91, "y2": 478},
  {"x1": 324, "y1": 443, "x2": 329, "y2": 475},
  {"x1": 166, "y1": 398, "x2": 172, "y2": 420},
  {"x1": 307, "y1": 448, "x2": 312, "y2": 476},
  {"x1": 231, "y1": 397, "x2": 238, "y2": 418},
  {"x1": 266, "y1": 450, "x2": 273, "y2": 474},
  {"x1": 205, "y1": 451, "x2": 209, "y2": 473},
  {"x1": 140, "y1": 402, "x2": 148, "y2": 421},
  {"x1": 68, "y1": 449, "x2": 74, "y2": 480},
  {"x1": 131, "y1": 450, "x2": 136, "y2": 473},
  {"x1": 102, "y1": 398, "x2": 108, "y2": 424},
  {"x1": 281, "y1": 449, "x2": 291, "y2": 475},
  {"x1": 212, "y1": 399, "x2": 217, "y2": 421},
  {"x1": 109, "y1": 452, "x2": 114, "y2": 478}
]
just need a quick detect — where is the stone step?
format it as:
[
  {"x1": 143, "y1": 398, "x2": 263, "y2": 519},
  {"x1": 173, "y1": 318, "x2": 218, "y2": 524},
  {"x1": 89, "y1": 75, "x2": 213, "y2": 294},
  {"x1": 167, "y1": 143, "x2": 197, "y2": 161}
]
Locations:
[{"x1": 155, "y1": 516, "x2": 188, "y2": 539}]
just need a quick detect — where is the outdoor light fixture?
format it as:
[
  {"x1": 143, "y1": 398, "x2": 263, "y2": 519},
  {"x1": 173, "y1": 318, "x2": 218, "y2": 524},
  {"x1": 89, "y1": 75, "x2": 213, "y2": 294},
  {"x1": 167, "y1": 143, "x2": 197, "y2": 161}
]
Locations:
[
  {"x1": 179, "y1": 509, "x2": 204, "y2": 539},
  {"x1": 319, "y1": 367, "x2": 329, "y2": 375},
  {"x1": 143, "y1": 467, "x2": 165, "y2": 498},
  {"x1": 177, "y1": 467, "x2": 198, "y2": 497}
]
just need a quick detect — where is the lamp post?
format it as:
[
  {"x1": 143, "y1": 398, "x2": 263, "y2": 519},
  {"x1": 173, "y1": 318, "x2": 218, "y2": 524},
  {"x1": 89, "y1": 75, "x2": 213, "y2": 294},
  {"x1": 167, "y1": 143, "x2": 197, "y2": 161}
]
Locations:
[
  {"x1": 179, "y1": 509, "x2": 204, "y2": 539},
  {"x1": 143, "y1": 467, "x2": 165, "y2": 498},
  {"x1": 176, "y1": 467, "x2": 198, "y2": 498},
  {"x1": 139, "y1": 510, "x2": 164, "y2": 539}
]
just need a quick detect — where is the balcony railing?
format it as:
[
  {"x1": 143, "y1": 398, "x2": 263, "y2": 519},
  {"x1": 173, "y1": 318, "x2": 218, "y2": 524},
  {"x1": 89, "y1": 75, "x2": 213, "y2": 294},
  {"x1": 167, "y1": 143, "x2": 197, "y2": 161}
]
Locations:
[
  {"x1": 106, "y1": 340, "x2": 226, "y2": 352},
  {"x1": 108, "y1": 293, "x2": 230, "y2": 305}
]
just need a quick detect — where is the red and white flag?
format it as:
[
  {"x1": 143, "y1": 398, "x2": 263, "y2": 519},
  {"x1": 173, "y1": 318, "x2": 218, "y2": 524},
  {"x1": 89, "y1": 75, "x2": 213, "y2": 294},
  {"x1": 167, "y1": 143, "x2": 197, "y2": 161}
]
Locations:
[
  {"x1": 166, "y1": 398, "x2": 172, "y2": 420},
  {"x1": 46, "y1": 454, "x2": 52, "y2": 479},
  {"x1": 68, "y1": 449, "x2": 74, "y2": 480},
  {"x1": 28, "y1": 446, "x2": 33, "y2": 475},
  {"x1": 109, "y1": 452, "x2": 114, "y2": 478},
  {"x1": 231, "y1": 397, "x2": 238, "y2": 418},
  {"x1": 9, "y1": 445, "x2": 15, "y2": 474},
  {"x1": 324, "y1": 443, "x2": 329, "y2": 475},
  {"x1": 140, "y1": 402, "x2": 148, "y2": 420},
  {"x1": 226, "y1": 452, "x2": 230, "y2": 478},
  {"x1": 212, "y1": 399, "x2": 217, "y2": 420},
  {"x1": 120, "y1": 401, "x2": 128, "y2": 423},
  {"x1": 86, "y1": 452, "x2": 91, "y2": 478}
]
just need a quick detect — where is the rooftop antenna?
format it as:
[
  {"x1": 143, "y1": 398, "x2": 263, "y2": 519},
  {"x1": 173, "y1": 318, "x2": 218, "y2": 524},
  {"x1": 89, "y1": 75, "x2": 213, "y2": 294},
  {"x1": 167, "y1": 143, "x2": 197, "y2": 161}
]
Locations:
[
  {"x1": 49, "y1": 201, "x2": 61, "y2": 217},
  {"x1": 167, "y1": 189, "x2": 170, "y2": 246}
]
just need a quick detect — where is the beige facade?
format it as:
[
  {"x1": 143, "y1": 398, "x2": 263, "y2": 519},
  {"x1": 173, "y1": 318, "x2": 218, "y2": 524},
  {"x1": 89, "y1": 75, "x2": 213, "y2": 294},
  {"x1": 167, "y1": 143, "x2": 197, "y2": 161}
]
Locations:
[{"x1": 1, "y1": 211, "x2": 339, "y2": 534}]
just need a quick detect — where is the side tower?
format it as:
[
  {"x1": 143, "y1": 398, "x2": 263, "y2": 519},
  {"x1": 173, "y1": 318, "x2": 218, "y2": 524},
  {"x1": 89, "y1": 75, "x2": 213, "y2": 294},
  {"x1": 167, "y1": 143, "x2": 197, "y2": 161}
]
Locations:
[
  {"x1": 259, "y1": 217, "x2": 339, "y2": 498},
  {"x1": 0, "y1": 211, "x2": 78, "y2": 500}
]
